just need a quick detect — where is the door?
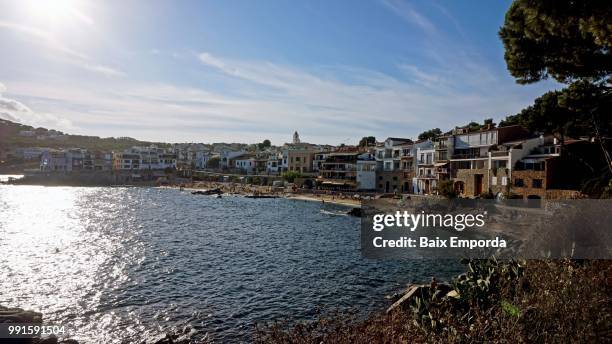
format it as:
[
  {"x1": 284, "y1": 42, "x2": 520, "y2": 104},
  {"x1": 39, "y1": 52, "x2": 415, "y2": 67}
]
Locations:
[{"x1": 474, "y1": 174, "x2": 483, "y2": 195}]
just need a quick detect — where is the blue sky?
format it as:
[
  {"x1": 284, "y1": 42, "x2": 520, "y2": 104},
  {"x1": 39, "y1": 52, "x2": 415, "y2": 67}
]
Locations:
[{"x1": 0, "y1": 0, "x2": 559, "y2": 144}]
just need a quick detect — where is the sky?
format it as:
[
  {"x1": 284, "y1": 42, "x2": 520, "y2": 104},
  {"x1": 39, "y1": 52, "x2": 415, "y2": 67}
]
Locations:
[{"x1": 0, "y1": 0, "x2": 560, "y2": 145}]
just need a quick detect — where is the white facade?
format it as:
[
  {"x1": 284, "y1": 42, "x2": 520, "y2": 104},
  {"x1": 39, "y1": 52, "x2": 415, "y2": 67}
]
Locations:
[
  {"x1": 114, "y1": 146, "x2": 177, "y2": 170},
  {"x1": 356, "y1": 153, "x2": 377, "y2": 190},
  {"x1": 267, "y1": 154, "x2": 282, "y2": 174},
  {"x1": 220, "y1": 150, "x2": 246, "y2": 169},
  {"x1": 235, "y1": 156, "x2": 256, "y2": 173}
]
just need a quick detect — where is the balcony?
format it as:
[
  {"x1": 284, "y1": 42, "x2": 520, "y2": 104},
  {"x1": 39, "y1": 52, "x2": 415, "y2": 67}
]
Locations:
[
  {"x1": 490, "y1": 151, "x2": 509, "y2": 157},
  {"x1": 451, "y1": 153, "x2": 488, "y2": 160},
  {"x1": 417, "y1": 173, "x2": 436, "y2": 179}
]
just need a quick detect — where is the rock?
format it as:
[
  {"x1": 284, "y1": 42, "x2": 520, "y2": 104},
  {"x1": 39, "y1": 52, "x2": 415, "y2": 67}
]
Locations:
[
  {"x1": 37, "y1": 336, "x2": 58, "y2": 344},
  {"x1": 0, "y1": 307, "x2": 43, "y2": 324},
  {"x1": 386, "y1": 284, "x2": 426, "y2": 314},
  {"x1": 386, "y1": 283, "x2": 455, "y2": 314},
  {"x1": 347, "y1": 207, "x2": 361, "y2": 217}
]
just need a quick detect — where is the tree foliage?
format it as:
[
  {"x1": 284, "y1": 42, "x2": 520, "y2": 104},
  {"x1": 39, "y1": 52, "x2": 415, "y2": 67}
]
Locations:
[
  {"x1": 281, "y1": 171, "x2": 302, "y2": 183},
  {"x1": 499, "y1": 81, "x2": 611, "y2": 139},
  {"x1": 499, "y1": 0, "x2": 611, "y2": 84},
  {"x1": 417, "y1": 128, "x2": 442, "y2": 141},
  {"x1": 359, "y1": 136, "x2": 376, "y2": 147},
  {"x1": 257, "y1": 139, "x2": 272, "y2": 150}
]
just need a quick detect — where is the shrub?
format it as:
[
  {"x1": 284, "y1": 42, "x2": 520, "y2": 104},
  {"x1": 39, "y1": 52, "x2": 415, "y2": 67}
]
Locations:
[
  {"x1": 438, "y1": 180, "x2": 457, "y2": 199},
  {"x1": 255, "y1": 259, "x2": 611, "y2": 343},
  {"x1": 281, "y1": 171, "x2": 302, "y2": 183}
]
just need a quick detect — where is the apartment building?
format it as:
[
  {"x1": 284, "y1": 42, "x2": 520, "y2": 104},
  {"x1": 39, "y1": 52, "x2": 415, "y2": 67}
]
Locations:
[
  {"x1": 375, "y1": 137, "x2": 413, "y2": 193},
  {"x1": 449, "y1": 125, "x2": 530, "y2": 197},
  {"x1": 113, "y1": 146, "x2": 177, "y2": 171},
  {"x1": 318, "y1": 148, "x2": 360, "y2": 189},
  {"x1": 415, "y1": 146, "x2": 436, "y2": 194},
  {"x1": 356, "y1": 152, "x2": 377, "y2": 190},
  {"x1": 281, "y1": 146, "x2": 317, "y2": 175}
]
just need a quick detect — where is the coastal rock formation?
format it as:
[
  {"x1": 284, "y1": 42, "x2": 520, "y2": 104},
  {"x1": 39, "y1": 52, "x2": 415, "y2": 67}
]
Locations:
[
  {"x1": 0, "y1": 305, "x2": 78, "y2": 344},
  {"x1": 347, "y1": 207, "x2": 361, "y2": 217}
]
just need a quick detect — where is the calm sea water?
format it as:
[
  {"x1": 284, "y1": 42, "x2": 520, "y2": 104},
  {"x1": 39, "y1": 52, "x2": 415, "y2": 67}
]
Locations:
[{"x1": 0, "y1": 185, "x2": 462, "y2": 343}]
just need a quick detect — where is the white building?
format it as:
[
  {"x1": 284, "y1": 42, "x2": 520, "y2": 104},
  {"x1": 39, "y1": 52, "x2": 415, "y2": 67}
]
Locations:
[
  {"x1": 234, "y1": 154, "x2": 256, "y2": 173},
  {"x1": 415, "y1": 147, "x2": 436, "y2": 194},
  {"x1": 220, "y1": 150, "x2": 246, "y2": 169},
  {"x1": 356, "y1": 152, "x2": 377, "y2": 190},
  {"x1": 113, "y1": 146, "x2": 177, "y2": 170},
  {"x1": 266, "y1": 153, "x2": 282, "y2": 174}
]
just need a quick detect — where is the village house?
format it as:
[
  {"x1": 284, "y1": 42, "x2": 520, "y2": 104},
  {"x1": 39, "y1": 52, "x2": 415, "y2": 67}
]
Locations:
[
  {"x1": 266, "y1": 153, "x2": 282, "y2": 175},
  {"x1": 234, "y1": 154, "x2": 257, "y2": 174},
  {"x1": 415, "y1": 146, "x2": 436, "y2": 194},
  {"x1": 449, "y1": 125, "x2": 531, "y2": 197},
  {"x1": 356, "y1": 151, "x2": 377, "y2": 190},
  {"x1": 194, "y1": 151, "x2": 214, "y2": 169},
  {"x1": 40, "y1": 150, "x2": 69, "y2": 171},
  {"x1": 312, "y1": 151, "x2": 329, "y2": 173},
  {"x1": 510, "y1": 137, "x2": 601, "y2": 199},
  {"x1": 318, "y1": 147, "x2": 360, "y2": 190},
  {"x1": 220, "y1": 150, "x2": 246, "y2": 170},
  {"x1": 375, "y1": 137, "x2": 413, "y2": 193}
]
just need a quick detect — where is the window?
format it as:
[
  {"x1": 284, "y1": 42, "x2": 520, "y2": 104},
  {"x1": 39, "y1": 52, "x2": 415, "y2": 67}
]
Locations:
[
  {"x1": 295, "y1": 157, "x2": 300, "y2": 162},
  {"x1": 514, "y1": 178, "x2": 524, "y2": 187},
  {"x1": 532, "y1": 179, "x2": 543, "y2": 188},
  {"x1": 392, "y1": 176, "x2": 397, "y2": 181},
  {"x1": 491, "y1": 176, "x2": 497, "y2": 186}
]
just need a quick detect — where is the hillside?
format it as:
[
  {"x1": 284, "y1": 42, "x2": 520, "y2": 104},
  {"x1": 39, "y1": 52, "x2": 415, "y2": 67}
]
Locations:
[{"x1": 0, "y1": 119, "x2": 169, "y2": 152}]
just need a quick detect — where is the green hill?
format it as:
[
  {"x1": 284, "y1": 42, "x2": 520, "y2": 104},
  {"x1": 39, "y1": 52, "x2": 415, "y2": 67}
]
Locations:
[{"x1": 0, "y1": 118, "x2": 169, "y2": 152}]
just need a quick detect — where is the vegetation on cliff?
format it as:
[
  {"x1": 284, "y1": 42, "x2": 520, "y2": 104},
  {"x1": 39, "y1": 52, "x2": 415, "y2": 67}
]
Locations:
[{"x1": 255, "y1": 259, "x2": 611, "y2": 343}]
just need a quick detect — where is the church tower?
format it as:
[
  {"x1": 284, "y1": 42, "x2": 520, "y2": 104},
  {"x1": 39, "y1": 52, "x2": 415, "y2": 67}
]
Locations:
[{"x1": 293, "y1": 131, "x2": 300, "y2": 144}]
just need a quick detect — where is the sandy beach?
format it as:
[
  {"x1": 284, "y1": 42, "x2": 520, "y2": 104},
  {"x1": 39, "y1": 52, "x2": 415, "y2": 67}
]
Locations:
[{"x1": 162, "y1": 181, "x2": 362, "y2": 207}]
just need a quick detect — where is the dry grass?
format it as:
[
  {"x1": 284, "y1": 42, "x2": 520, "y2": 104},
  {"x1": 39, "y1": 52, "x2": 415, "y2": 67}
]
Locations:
[{"x1": 255, "y1": 260, "x2": 611, "y2": 343}]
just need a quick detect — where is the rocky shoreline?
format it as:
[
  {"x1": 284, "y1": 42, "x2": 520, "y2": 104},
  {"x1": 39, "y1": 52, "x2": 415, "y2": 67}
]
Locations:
[{"x1": 0, "y1": 305, "x2": 199, "y2": 344}]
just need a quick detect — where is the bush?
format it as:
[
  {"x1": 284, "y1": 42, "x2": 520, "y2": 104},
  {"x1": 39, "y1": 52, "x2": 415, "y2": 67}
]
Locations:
[
  {"x1": 255, "y1": 259, "x2": 611, "y2": 343},
  {"x1": 281, "y1": 171, "x2": 302, "y2": 183},
  {"x1": 438, "y1": 180, "x2": 457, "y2": 199}
]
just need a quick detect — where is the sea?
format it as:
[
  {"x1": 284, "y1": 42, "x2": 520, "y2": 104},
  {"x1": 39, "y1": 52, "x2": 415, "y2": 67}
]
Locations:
[{"x1": 0, "y1": 183, "x2": 462, "y2": 343}]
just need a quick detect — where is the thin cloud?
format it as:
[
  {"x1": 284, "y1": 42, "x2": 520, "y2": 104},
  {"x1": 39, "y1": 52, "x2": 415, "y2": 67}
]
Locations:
[
  {"x1": 0, "y1": 21, "x2": 124, "y2": 78},
  {"x1": 380, "y1": 0, "x2": 437, "y2": 35},
  {"x1": 0, "y1": 82, "x2": 75, "y2": 130},
  {"x1": 2, "y1": 49, "x2": 554, "y2": 144}
]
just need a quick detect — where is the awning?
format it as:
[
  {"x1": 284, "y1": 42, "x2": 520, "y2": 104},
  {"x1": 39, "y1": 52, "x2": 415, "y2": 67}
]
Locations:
[{"x1": 434, "y1": 162, "x2": 448, "y2": 167}]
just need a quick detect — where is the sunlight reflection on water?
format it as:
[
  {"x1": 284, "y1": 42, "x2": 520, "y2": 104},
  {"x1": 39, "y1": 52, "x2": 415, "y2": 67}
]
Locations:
[{"x1": 0, "y1": 185, "x2": 462, "y2": 343}]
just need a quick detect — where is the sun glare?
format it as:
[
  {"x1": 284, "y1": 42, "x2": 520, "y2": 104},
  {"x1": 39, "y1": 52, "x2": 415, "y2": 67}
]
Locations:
[{"x1": 24, "y1": 0, "x2": 92, "y2": 27}]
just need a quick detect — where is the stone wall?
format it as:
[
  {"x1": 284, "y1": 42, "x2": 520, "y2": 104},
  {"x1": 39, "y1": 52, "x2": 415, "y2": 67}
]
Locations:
[
  {"x1": 511, "y1": 170, "x2": 547, "y2": 199},
  {"x1": 455, "y1": 168, "x2": 489, "y2": 197},
  {"x1": 545, "y1": 189, "x2": 585, "y2": 199},
  {"x1": 490, "y1": 167, "x2": 511, "y2": 196},
  {"x1": 376, "y1": 171, "x2": 413, "y2": 193}
]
